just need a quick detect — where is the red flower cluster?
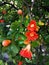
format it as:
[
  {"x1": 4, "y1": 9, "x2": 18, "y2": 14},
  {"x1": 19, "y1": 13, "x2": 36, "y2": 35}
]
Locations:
[
  {"x1": 19, "y1": 44, "x2": 32, "y2": 59},
  {"x1": 25, "y1": 20, "x2": 39, "y2": 41},
  {"x1": 0, "y1": 20, "x2": 4, "y2": 23},
  {"x1": 19, "y1": 20, "x2": 38, "y2": 59},
  {"x1": 18, "y1": 61, "x2": 23, "y2": 65}
]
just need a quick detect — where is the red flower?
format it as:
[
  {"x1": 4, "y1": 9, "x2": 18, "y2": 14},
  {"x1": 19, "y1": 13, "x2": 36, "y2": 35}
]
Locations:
[
  {"x1": 25, "y1": 31, "x2": 38, "y2": 41},
  {"x1": 19, "y1": 44, "x2": 32, "y2": 59},
  {"x1": 18, "y1": 61, "x2": 23, "y2": 65},
  {"x1": 27, "y1": 20, "x2": 37, "y2": 31},
  {"x1": 0, "y1": 20, "x2": 4, "y2": 23}
]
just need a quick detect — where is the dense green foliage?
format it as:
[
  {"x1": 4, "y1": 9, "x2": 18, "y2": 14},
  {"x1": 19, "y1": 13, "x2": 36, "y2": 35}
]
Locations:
[{"x1": 0, "y1": 0, "x2": 49, "y2": 65}]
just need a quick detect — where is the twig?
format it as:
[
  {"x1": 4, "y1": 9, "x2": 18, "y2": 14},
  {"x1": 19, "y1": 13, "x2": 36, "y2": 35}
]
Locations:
[{"x1": 0, "y1": 1, "x2": 19, "y2": 10}]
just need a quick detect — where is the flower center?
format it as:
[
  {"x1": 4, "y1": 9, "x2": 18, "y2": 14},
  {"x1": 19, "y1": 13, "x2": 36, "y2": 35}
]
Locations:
[
  {"x1": 30, "y1": 33, "x2": 34, "y2": 37},
  {"x1": 30, "y1": 24, "x2": 34, "y2": 27}
]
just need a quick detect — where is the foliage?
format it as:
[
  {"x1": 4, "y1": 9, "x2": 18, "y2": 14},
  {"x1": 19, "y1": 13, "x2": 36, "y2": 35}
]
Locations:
[{"x1": 0, "y1": 0, "x2": 49, "y2": 65}]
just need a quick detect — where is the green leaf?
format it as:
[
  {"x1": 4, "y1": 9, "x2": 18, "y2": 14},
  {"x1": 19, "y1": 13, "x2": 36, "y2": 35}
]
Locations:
[
  {"x1": 5, "y1": 62, "x2": 8, "y2": 65},
  {"x1": 24, "y1": 19, "x2": 29, "y2": 27},
  {"x1": 45, "y1": 62, "x2": 49, "y2": 65},
  {"x1": 25, "y1": 58, "x2": 32, "y2": 63},
  {"x1": 20, "y1": 34, "x2": 26, "y2": 40},
  {"x1": 15, "y1": 33, "x2": 26, "y2": 41},
  {"x1": 0, "y1": 36, "x2": 5, "y2": 43},
  {"x1": 11, "y1": 44, "x2": 19, "y2": 54},
  {"x1": 0, "y1": 60, "x2": 4, "y2": 65},
  {"x1": 8, "y1": 44, "x2": 19, "y2": 55},
  {"x1": 18, "y1": 40, "x2": 24, "y2": 44},
  {"x1": 10, "y1": 21, "x2": 20, "y2": 31},
  {"x1": 31, "y1": 41, "x2": 39, "y2": 48},
  {"x1": 45, "y1": 35, "x2": 49, "y2": 44},
  {"x1": 19, "y1": 28, "x2": 24, "y2": 33}
]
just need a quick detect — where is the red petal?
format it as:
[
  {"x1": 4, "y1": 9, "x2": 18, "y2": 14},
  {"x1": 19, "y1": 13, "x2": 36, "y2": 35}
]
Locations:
[
  {"x1": 27, "y1": 20, "x2": 37, "y2": 31},
  {"x1": 0, "y1": 20, "x2": 4, "y2": 23},
  {"x1": 18, "y1": 61, "x2": 23, "y2": 65},
  {"x1": 20, "y1": 49, "x2": 32, "y2": 59},
  {"x1": 25, "y1": 31, "x2": 39, "y2": 41}
]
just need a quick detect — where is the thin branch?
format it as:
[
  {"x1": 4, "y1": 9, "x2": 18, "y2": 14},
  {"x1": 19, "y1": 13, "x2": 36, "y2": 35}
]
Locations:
[
  {"x1": 23, "y1": 0, "x2": 30, "y2": 7},
  {"x1": 0, "y1": 1, "x2": 19, "y2": 10}
]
